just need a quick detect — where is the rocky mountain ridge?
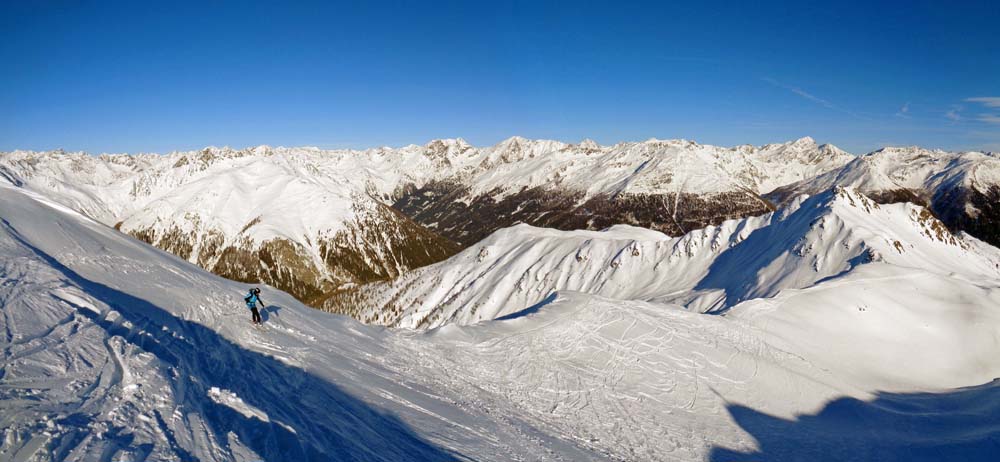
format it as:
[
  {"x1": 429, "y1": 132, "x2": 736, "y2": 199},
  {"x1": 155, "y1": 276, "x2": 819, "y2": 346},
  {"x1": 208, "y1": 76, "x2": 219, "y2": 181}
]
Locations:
[
  {"x1": 768, "y1": 145, "x2": 1000, "y2": 247},
  {"x1": 0, "y1": 136, "x2": 855, "y2": 307},
  {"x1": 8, "y1": 137, "x2": 998, "y2": 315},
  {"x1": 332, "y1": 187, "x2": 1000, "y2": 327}
]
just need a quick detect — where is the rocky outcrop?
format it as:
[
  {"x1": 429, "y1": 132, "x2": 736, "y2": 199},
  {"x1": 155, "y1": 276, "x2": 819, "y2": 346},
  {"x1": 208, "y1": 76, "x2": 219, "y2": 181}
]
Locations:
[
  {"x1": 23, "y1": 138, "x2": 1000, "y2": 324},
  {"x1": 333, "y1": 187, "x2": 999, "y2": 328},
  {"x1": 393, "y1": 181, "x2": 774, "y2": 246},
  {"x1": 929, "y1": 184, "x2": 1000, "y2": 248},
  {"x1": 123, "y1": 202, "x2": 460, "y2": 305},
  {"x1": 766, "y1": 147, "x2": 1000, "y2": 249}
]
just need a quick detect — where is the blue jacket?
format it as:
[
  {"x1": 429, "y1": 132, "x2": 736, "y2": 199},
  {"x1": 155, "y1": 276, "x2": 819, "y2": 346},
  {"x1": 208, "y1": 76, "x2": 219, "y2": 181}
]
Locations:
[{"x1": 245, "y1": 292, "x2": 261, "y2": 309}]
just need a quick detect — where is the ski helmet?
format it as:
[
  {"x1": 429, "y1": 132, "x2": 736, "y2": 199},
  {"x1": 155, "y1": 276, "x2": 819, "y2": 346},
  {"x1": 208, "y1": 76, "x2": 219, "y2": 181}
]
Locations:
[{"x1": 252, "y1": 287, "x2": 260, "y2": 295}]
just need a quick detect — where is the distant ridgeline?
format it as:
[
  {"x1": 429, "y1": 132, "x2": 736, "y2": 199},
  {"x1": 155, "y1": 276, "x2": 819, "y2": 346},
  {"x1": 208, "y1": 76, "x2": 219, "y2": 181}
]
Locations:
[{"x1": 2, "y1": 138, "x2": 998, "y2": 318}]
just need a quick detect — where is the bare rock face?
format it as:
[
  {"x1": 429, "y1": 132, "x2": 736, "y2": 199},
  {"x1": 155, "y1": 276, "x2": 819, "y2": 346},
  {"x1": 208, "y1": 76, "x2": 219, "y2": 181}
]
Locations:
[
  {"x1": 121, "y1": 201, "x2": 459, "y2": 305},
  {"x1": 385, "y1": 136, "x2": 847, "y2": 248},
  {"x1": 766, "y1": 148, "x2": 1000, "y2": 248},
  {"x1": 21, "y1": 137, "x2": 977, "y2": 322},
  {"x1": 929, "y1": 184, "x2": 1000, "y2": 248},
  {"x1": 213, "y1": 237, "x2": 332, "y2": 303},
  {"x1": 393, "y1": 181, "x2": 774, "y2": 246},
  {"x1": 331, "y1": 187, "x2": 1000, "y2": 329}
]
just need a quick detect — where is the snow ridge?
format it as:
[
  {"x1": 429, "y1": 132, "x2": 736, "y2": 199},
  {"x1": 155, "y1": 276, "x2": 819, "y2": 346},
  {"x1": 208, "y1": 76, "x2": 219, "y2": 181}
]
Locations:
[
  {"x1": 768, "y1": 146, "x2": 1000, "y2": 248},
  {"x1": 3, "y1": 169, "x2": 1000, "y2": 461},
  {"x1": 338, "y1": 187, "x2": 1000, "y2": 328},
  {"x1": 0, "y1": 137, "x2": 855, "y2": 308}
]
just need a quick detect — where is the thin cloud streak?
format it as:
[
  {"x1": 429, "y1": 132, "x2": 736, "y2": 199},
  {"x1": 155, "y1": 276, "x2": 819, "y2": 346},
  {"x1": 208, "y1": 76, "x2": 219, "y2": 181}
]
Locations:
[
  {"x1": 761, "y1": 77, "x2": 866, "y2": 119},
  {"x1": 963, "y1": 97, "x2": 1000, "y2": 126},
  {"x1": 965, "y1": 97, "x2": 1000, "y2": 108}
]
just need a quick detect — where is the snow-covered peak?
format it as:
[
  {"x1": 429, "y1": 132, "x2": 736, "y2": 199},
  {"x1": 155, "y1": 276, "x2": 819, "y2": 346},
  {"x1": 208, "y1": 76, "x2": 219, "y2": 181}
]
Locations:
[
  {"x1": 490, "y1": 136, "x2": 567, "y2": 156},
  {"x1": 5, "y1": 180, "x2": 1000, "y2": 461},
  {"x1": 496, "y1": 134, "x2": 528, "y2": 145},
  {"x1": 489, "y1": 135, "x2": 531, "y2": 156},
  {"x1": 577, "y1": 138, "x2": 601, "y2": 150},
  {"x1": 830, "y1": 185, "x2": 878, "y2": 208},
  {"x1": 641, "y1": 137, "x2": 697, "y2": 147},
  {"x1": 790, "y1": 135, "x2": 816, "y2": 147},
  {"x1": 0, "y1": 136, "x2": 863, "y2": 244},
  {"x1": 345, "y1": 185, "x2": 999, "y2": 327},
  {"x1": 819, "y1": 143, "x2": 850, "y2": 158},
  {"x1": 778, "y1": 187, "x2": 965, "y2": 255},
  {"x1": 420, "y1": 138, "x2": 475, "y2": 167},
  {"x1": 424, "y1": 138, "x2": 471, "y2": 149},
  {"x1": 870, "y1": 145, "x2": 943, "y2": 156},
  {"x1": 771, "y1": 145, "x2": 1000, "y2": 204},
  {"x1": 0, "y1": 137, "x2": 862, "y2": 268},
  {"x1": 1, "y1": 135, "x2": 854, "y2": 198},
  {"x1": 250, "y1": 144, "x2": 274, "y2": 155}
]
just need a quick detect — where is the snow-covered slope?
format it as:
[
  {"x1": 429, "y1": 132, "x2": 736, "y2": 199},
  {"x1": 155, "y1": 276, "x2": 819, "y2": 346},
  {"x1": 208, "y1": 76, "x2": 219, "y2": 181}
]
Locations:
[
  {"x1": 336, "y1": 188, "x2": 1000, "y2": 328},
  {"x1": 768, "y1": 146, "x2": 1000, "y2": 248},
  {"x1": 418, "y1": 136, "x2": 849, "y2": 199},
  {"x1": 4, "y1": 182, "x2": 999, "y2": 461},
  {"x1": 0, "y1": 182, "x2": 604, "y2": 461},
  {"x1": 1, "y1": 137, "x2": 850, "y2": 222},
  {"x1": 0, "y1": 137, "x2": 851, "y2": 308},
  {"x1": 115, "y1": 162, "x2": 460, "y2": 304},
  {"x1": 400, "y1": 290, "x2": 1000, "y2": 460},
  {"x1": 0, "y1": 148, "x2": 459, "y2": 304},
  {"x1": 393, "y1": 136, "x2": 853, "y2": 244}
]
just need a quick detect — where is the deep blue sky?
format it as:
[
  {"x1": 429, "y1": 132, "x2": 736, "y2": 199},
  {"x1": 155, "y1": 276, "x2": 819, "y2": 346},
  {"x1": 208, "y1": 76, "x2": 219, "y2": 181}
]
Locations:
[{"x1": 2, "y1": 1, "x2": 998, "y2": 154}]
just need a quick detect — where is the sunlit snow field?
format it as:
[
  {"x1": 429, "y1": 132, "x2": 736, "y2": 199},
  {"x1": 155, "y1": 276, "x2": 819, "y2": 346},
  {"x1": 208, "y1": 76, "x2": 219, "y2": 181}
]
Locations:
[{"x1": 3, "y1": 175, "x2": 1000, "y2": 461}]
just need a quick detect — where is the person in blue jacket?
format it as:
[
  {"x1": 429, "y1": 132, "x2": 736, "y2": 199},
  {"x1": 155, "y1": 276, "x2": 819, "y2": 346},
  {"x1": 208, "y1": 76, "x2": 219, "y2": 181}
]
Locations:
[{"x1": 244, "y1": 287, "x2": 265, "y2": 325}]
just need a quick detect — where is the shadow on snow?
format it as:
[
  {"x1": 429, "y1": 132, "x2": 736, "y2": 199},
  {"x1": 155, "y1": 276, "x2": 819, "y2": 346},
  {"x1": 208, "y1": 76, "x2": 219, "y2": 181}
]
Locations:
[
  {"x1": 260, "y1": 304, "x2": 281, "y2": 324},
  {"x1": 2, "y1": 218, "x2": 460, "y2": 462},
  {"x1": 495, "y1": 292, "x2": 559, "y2": 321},
  {"x1": 710, "y1": 379, "x2": 1000, "y2": 462}
]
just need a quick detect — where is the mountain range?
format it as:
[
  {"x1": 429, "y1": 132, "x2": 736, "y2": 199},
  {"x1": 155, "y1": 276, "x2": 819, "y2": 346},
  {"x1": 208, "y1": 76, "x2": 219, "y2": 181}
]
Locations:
[
  {"x1": 2, "y1": 164, "x2": 998, "y2": 461},
  {"x1": 333, "y1": 187, "x2": 1000, "y2": 327},
  {"x1": 2, "y1": 137, "x2": 999, "y2": 319}
]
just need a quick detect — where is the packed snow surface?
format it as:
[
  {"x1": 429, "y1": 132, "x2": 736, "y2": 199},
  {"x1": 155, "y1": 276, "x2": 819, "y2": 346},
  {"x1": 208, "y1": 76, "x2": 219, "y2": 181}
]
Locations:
[{"x1": 2, "y1": 181, "x2": 1000, "y2": 460}]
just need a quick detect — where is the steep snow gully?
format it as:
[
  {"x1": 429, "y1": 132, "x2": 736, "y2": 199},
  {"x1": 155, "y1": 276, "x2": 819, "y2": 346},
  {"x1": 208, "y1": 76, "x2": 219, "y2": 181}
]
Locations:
[{"x1": 2, "y1": 180, "x2": 1000, "y2": 460}]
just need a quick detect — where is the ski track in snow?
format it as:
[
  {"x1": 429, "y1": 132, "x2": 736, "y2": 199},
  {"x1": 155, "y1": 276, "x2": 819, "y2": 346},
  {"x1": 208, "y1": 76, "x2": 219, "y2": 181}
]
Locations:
[
  {"x1": 2, "y1": 178, "x2": 1000, "y2": 461},
  {"x1": 1, "y1": 184, "x2": 615, "y2": 461},
  {"x1": 387, "y1": 295, "x2": 810, "y2": 461}
]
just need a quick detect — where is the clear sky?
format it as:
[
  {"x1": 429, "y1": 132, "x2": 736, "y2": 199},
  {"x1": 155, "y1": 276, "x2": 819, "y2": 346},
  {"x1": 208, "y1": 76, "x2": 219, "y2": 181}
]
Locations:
[{"x1": 2, "y1": 0, "x2": 998, "y2": 154}]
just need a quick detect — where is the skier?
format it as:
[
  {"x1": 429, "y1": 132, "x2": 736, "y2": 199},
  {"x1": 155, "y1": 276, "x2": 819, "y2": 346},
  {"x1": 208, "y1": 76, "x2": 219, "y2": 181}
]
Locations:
[{"x1": 244, "y1": 287, "x2": 265, "y2": 325}]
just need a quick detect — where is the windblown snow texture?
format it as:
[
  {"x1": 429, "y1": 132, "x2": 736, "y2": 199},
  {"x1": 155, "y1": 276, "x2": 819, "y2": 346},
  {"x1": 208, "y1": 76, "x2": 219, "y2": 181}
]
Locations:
[
  {"x1": 0, "y1": 184, "x2": 602, "y2": 461},
  {"x1": 2, "y1": 138, "x2": 1000, "y2": 461}
]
